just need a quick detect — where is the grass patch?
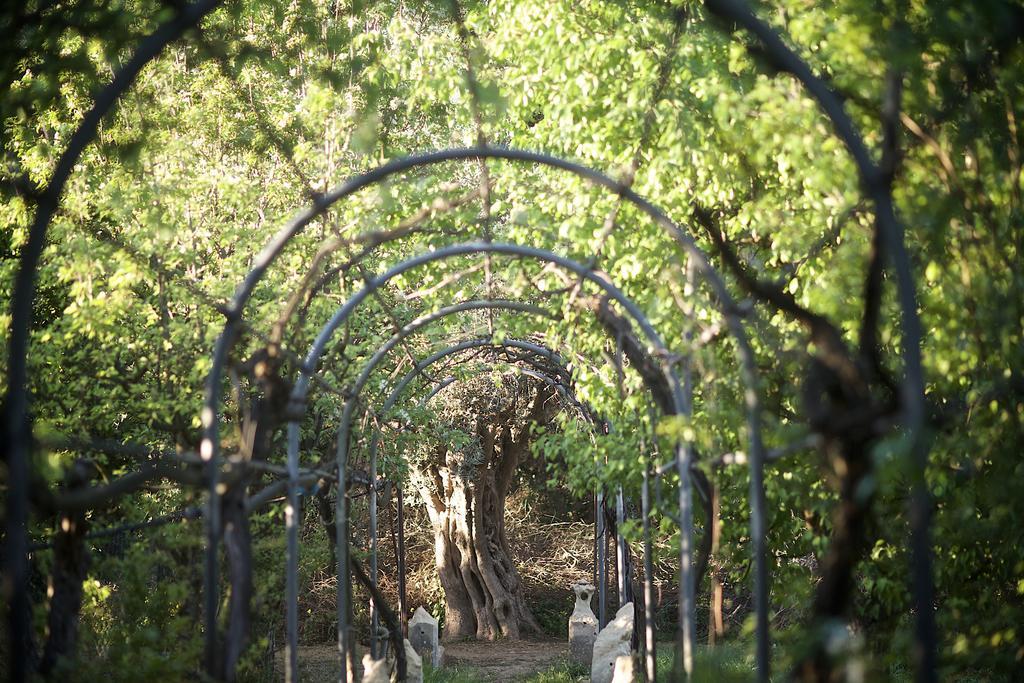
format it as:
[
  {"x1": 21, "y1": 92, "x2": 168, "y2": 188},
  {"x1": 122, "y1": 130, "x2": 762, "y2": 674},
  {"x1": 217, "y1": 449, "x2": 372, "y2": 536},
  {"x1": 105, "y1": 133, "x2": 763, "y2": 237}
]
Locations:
[
  {"x1": 423, "y1": 662, "x2": 485, "y2": 683},
  {"x1": 651, "y1": 640, "x2": 753, "y2": 682},
  {"x1": 522, "y1": 657, "x2": 589, "y2": 682},
  {"x1": 421, "y1": 642, "x2": 753, "y2": 682},
  {"x1": 525, "y1": 642, "x2": 751, "y2": 682}
]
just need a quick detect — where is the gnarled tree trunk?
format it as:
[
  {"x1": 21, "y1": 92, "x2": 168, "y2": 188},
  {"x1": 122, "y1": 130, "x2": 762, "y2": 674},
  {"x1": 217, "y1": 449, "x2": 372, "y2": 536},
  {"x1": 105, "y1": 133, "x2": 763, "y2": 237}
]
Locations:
[{"x1": 416, "y1": 386, "x2": 549, "y2": 641}]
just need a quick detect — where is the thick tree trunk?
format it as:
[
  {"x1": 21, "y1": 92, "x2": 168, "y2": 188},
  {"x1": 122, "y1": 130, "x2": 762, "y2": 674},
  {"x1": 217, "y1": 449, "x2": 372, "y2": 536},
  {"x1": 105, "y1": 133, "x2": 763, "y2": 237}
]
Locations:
[
  {"x1": 421, "y1": 469, "x2": 477, "y2": 639},
  {"x1": 416, "y1": 388, "x2": 549, "y2": 642},
  {"x1": 420, "y1": 468, "x2": 540, "y2": 641}
]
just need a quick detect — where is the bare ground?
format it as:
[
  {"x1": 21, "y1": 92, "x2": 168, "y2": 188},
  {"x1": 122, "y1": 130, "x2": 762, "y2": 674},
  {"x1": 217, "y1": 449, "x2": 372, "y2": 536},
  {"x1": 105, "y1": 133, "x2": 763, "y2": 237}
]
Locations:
[
  {"x1": 276, "y1": 638, "x2": 572, "y2": 682},
  {"x1": 443, "y1": 638, "x2": 570, "y2": 681}
]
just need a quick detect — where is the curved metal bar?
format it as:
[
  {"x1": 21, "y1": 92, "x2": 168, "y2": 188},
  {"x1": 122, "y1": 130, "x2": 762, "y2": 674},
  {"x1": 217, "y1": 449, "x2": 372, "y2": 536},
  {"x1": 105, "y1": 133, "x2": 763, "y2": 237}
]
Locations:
[
  {"x1": 203, "y1": 147, "x2": 767, "y2": 679},
  {"x1": 296, "y1": 244, "x2": 685, "y2": 680},
  {"x1": 351, "y1": 299, "x2": 559, "y2": 400},
  {"x1": 417, "y1": 366, "x2": 591, "y2": 424},
  {"x1": 364, "y1": 360, "x2": 594, "y2": 657},
  {"x1": 0, "y1": 2, "x2": 224, "y2": 677},
  {"x1": 378, "y1": 338, "x2": 566, "y2": 417},
  {"x1": 331, "y1": 337, "x2": 565, "y2": 678},
  {"x1": 284, "y1": 299, "x2": 557, "y2": 679},
  {"x1": 421, "y1": 376, "x2": 459, "y2": 405}
]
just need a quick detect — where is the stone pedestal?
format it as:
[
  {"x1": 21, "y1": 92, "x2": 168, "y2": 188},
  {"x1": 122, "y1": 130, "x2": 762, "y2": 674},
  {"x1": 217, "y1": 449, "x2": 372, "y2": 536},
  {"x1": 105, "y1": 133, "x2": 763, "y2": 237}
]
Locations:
[
  {"x1": 591, "y1": 602, "x2": 634, "y2": 683},
  {"x1": 568, "y1": 582, "x2": 598, "y2": 666},
  {"x1": 409, "y1": 606, "x2": 444, "y2": 668}
]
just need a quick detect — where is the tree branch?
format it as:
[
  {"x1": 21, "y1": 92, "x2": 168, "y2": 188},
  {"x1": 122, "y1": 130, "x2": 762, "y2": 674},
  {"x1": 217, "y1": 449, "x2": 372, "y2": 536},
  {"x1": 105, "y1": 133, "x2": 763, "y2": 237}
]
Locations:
[
  {"x1": 351, "y1": 556, "x2": 407, "y2": 681},
  {"x1": 693, "y1": 204, "x2": 864, "y2": 390}
]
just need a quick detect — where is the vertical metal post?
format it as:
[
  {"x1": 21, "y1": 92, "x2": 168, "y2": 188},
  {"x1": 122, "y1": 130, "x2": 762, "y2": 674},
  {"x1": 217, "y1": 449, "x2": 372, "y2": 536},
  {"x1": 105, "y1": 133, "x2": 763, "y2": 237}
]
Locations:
[
  {"x1": 597, "y1": 488, "x2": 607, "y2": 628},
  {"x1": 344, "y1": 496, "x2": 355, "y2": 681},
  {"x1": 593, "y1": 491, "x2": 600, "y2": 590},
  {"x1": 641, "y1": 458, "x2": 657, "y2": 683},
  {"x1": 677, "y1": 256, "x2": 696, "y2": 678},
  {"x1": 369, "y1": 439, "x2": 379, "y2": 658},
  {"x1": 677, "y1": 447, "x2": 696, "y2": 678},
  {"x1": 285, "y1": 421, "x2": 301, "y2": 682},
  {"x1": 750, "y1": 429, "x2": 770, "y2": 682},
  {"x1": 397, "y1": 486, "x2": 408, "y2": 636},
  {"x1": 616, "y1": 486, "x2": 627, "y2": 606},
  {"x1": 336, "y1": 404, "x2": 354, "y2": 682}
]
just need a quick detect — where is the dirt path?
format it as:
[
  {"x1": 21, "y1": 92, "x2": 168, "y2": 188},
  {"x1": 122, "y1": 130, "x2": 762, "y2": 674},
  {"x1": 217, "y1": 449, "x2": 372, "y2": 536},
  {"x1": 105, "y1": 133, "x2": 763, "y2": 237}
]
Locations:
[
  {"x1": 277, "y1": 638, "x2": 572, "y2": 682},
  {"x1": 444, "y1": 638, "x2": 570, "y2": 681}
]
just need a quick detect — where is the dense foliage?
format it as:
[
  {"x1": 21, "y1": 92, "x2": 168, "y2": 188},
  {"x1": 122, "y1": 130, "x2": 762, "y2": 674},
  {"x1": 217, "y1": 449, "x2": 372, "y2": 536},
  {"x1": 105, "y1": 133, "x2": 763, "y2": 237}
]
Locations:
[{"x1": 2, "y1": 0, "x2": 1022, "y2": 680}]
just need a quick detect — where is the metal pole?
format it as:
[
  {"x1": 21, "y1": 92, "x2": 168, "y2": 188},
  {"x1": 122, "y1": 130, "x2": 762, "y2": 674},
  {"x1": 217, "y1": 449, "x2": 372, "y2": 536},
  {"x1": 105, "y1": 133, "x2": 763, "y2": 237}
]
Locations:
[
  {"x1": 677, "y1": 441, "x2": 696, "y2": 678},
  {"x1": 616, "y1": 486, "x2": 627, "y2": 606},
  {"x1": 750, "y1": 430, "x2": 770, "y2": 682},
  {"x1": 335, "y1": 402, "x2": 354, "y2": 683},
  {"x1": 677, "y1": 257, "x2": 697, "y2": 678},
  {"x1": 593, "y1": 492, "x2": 599, "y2": 590},
  {"x1": 641, "y1": 458, "x2": 657, "y2": 682},
  {"x1": 369, "y1": 439, "x2": 379, "y2": 658},
  {"x1": 397, "y1": 486, "x2": 408, "y2": 637},
  {"x1": 285, "y1": 421, "x2": 301, "y2": 682},
  {"x1": 597, "y1": 488, "x2": 607, "y2": 628}
]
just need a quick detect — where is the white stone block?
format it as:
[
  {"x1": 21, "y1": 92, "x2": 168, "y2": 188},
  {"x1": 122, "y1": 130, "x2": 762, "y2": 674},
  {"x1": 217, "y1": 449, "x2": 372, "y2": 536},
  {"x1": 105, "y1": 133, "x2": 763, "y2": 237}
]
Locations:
[
  {"x1": 363, "y1": 653, "x2": 389, "y2": 683},
  {"x1": 590, "y1": 602, "x2": 634, "y2": 683},
  {"x1": 611, "y1": 654, "x2": 635, "y2": 683},
  {"x1": 391, "y1": 638, "x2": 422, "y2": 683}
]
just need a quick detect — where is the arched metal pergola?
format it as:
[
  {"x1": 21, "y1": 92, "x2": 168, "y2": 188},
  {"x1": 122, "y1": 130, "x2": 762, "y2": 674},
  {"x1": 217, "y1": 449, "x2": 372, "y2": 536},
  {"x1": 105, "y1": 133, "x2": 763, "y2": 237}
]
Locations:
[
  {"x1": 1, "y1": 3, "x2": 938, "y2": 682},
  {"x1": 197, "y1": 151, "x2": 770, "y2": 681}
]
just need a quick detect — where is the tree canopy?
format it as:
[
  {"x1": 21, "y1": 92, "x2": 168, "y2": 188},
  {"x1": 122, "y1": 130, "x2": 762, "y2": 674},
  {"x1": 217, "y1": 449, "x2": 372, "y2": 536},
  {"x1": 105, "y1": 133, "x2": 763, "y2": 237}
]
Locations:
[{"x1": 2, "y1": 0, "x2": 1023, "y2": 680}]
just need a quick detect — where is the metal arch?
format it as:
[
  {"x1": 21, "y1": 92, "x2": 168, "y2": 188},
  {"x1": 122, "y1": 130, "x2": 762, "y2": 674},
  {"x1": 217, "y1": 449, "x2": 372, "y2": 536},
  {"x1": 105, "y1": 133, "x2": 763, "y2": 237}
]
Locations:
[
  {"x1": 1, "y1": 3, "x2": 226, "y2": 678},
  {"x1": 364, "y1": 359, "x2": 597, "y2": 657},
  {"x1": 284, "y1": 244, "x2": 688, "y2": 681},
  {"x1": 360, "y1": 351, "x2": 639, "y2": 668},
  {"x1": 327, "y1": 337, "x2": 571, "y2": 678},
  {"x1": 411, "y1": 363, "x2": 591, "y2": 430},
  {"x1": 352, "y1": 342, "x2": 604, "y2": 653},
  {"x1": 374, "y1": 339, "x2": 568, "y2": 421},
  {"x1": 364, "y1": 360, "x2": 598, "y2": 655},
  {"x1": 278, "y1": 296, "x2": 585, "y2": 677},
  {"x1": 283, "y1": 300, "x2": 560, "y2": 680},
  {"x1": 343, "y1": 298, "x2": 561, "y2": 396},
  {"x1": 419, "y1": 369, "x2": 590, "y2": 420},
  {"x1": 200, "y1": 148, "x2": 769, "y2": 680}
]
